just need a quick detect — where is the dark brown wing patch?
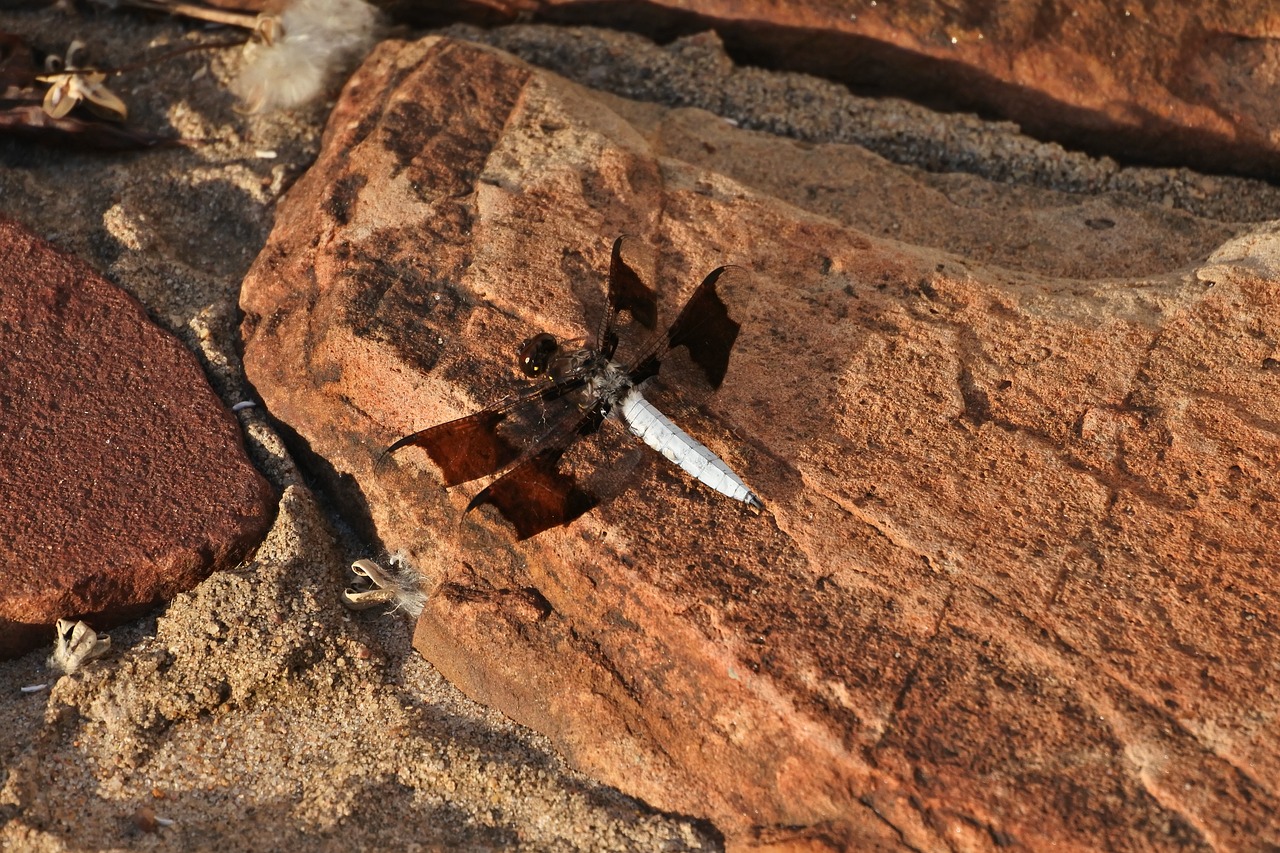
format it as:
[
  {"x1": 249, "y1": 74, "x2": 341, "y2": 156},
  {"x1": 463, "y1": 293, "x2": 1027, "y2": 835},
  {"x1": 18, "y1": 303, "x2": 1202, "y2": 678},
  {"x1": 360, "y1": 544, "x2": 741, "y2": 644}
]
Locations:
[
  {"x1": 465, "y1": 445, "x2": 599, "y2": 539},
  {"x1": 386, "y1": 409, "x2": 521, "y2": 487},
  {"x1": 386, "y1": 377, "x2": 587, "y2": 485},
  {"x1": 663, "y1": 266, "x2": 741, "y2": 390},
  {"x1": 599, "y1": 236, "x2": 659, "y2": 358},
  {"x1": 608, "y1": 236, "x2": 659, "y2": 330}
]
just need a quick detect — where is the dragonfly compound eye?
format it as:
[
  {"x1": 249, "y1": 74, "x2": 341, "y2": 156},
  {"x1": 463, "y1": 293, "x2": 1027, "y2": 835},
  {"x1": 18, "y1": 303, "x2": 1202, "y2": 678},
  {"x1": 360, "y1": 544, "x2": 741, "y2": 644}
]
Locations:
[{"x1": 518, "y1": 333, "x2": 559, "y2": 377}]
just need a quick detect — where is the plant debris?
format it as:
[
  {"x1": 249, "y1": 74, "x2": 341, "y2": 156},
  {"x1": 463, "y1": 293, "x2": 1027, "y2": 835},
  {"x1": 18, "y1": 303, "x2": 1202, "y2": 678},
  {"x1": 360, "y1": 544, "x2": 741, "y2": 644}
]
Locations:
[
  {"x1": 93, "y1": 0, "x2": 380, "y2": 112},
  {"x1": 38, "y1": 38, "x2": 128, "y2": 121},
  {"x1": 0, "y1": 29, "x2": 169, "y2": 148}
]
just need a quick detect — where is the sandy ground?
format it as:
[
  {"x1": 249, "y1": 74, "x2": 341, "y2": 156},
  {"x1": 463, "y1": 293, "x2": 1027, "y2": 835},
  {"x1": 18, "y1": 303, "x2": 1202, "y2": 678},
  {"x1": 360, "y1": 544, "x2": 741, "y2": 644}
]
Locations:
[{"x1": 3, "y1": 2, "x2": 1279, "y2": 850}]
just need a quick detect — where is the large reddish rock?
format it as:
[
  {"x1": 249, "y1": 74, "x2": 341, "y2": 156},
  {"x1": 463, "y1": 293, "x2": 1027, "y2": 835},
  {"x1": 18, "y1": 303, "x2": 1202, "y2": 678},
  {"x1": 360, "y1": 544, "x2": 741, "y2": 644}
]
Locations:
[
  {"x1": 406, "y1": 0, "x2": 1280, "y2": 179},
  {"x1": 199, "y1": 1, "x2": 1280, "y2": 175},
  {"x1": 239, "y1": 36, "x2": 1280, "y2": 850},
  {"x1": 0, "y1": 218, "x2": 276, "y2": 659}
]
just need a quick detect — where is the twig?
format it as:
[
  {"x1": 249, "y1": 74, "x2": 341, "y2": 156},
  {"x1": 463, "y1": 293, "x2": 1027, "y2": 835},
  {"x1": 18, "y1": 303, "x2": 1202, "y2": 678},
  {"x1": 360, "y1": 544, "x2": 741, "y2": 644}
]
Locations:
[
  {"x1": 101, "y1": 0, "x2": 262, "y2": 30},
  {"x1": 110, "y1": 37, "x2": 251, "y2": 74}
]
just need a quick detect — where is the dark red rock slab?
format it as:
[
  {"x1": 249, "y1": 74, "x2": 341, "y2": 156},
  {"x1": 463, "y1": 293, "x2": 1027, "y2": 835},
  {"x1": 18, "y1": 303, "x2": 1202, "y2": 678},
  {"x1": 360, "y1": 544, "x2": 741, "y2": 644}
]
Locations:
[
  {"x1": 239, "y1": 35, "x2": 1280, "y2": 850},
  {"x1": 0, "y1": 217, "x2": 275, "y2": 659},
  {"x1": 398, "y1": 0, "x2": 1280, "y2": 179}
]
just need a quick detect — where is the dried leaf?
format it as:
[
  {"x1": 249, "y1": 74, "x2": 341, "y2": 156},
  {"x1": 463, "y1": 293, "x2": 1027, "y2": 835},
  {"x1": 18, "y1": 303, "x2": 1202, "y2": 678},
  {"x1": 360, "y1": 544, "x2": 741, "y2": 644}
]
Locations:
[
  {"x1": 38, "y1": 69, "x2": 128, "y2": 120},
  {"x1": 0, "y1": 103, "x2": 172, "y2": 149},
  {"x1": 41, "y1": 75, "x2": 76, "y2": 118},
  {"x1": 36, "y1": 40, "x2": 129, "y2": 122},
  {"x1": 0, "y1": 30, "x2": 173, "y2": 149}
]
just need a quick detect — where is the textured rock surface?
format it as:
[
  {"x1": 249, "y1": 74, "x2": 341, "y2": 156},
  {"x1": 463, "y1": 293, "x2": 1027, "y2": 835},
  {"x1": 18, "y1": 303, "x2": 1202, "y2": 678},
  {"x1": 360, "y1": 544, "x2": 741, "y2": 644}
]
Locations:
[
  {"x1": 240, "y1": 35, "x2": 1280, "y2": 849},
  {"x1": 204, "y1": 0, "x2": 1280, "y2": 180},
  {"x1": 400, "y1": 0, "x2": 1280, "y2": 179},
  {"x1": 455, "y1": 23, "x2": 1280, "y2": 225},
  {"x1": 0, "y1": 217, "x2": 276, "y2": 658}
]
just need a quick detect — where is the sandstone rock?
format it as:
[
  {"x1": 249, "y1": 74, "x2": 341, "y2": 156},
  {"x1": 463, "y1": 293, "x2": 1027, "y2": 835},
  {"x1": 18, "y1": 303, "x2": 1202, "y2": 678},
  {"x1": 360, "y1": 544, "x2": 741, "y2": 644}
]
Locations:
[
  {"x1": 402, "y1": 0, "x2": 1280, "y2": 179},
  {"x1": 456, "y1": 24, "x2": 1280, "y2": 231},
  {"x1": 0, "y1": 217, "x2": 276, "y2": 659},
  {"x1": 239, "y1": 36, "x2": 1280, "y2": 850}
]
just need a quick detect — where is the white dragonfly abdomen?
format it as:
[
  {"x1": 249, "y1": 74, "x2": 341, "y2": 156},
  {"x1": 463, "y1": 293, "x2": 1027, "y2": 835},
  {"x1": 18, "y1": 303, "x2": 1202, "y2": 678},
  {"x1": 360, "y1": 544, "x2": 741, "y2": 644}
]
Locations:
[{"x1": 619, "y1": 388, "x2": 763, "y2": 511}]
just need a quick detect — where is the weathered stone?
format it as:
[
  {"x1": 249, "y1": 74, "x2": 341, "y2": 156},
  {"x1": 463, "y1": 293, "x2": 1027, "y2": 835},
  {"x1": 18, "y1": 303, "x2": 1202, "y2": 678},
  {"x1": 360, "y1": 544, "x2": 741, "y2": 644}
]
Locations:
[
  {"x1": 400, "y1": 0, "x2": 1280, "y2": 179},
  {"x1": 0, "y1": 217, "x2": 275, "y2": 659},
  {"x1": 239, "y1": 36, "x2": 1280, "y2": 850}
]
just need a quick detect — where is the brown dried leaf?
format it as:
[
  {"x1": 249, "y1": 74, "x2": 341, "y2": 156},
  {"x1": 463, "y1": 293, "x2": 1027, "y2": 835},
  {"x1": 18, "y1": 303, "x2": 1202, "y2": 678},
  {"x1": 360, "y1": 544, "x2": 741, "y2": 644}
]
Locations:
[
  {"x1": 38, "y1": 69, "x2": 129, "y2": 121},
  {"x1": 0, "y1": 32, "x2": 162, "y2": 148},
  {"x1": 0, "y1": 103, "x2": 172, "y2": 149},
  {"x1": 36, "y1": 40, "x2": 129, "y2": 122},
  {"x1": 41, "y1": 75, "x2": 76, "y2": 118}
]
